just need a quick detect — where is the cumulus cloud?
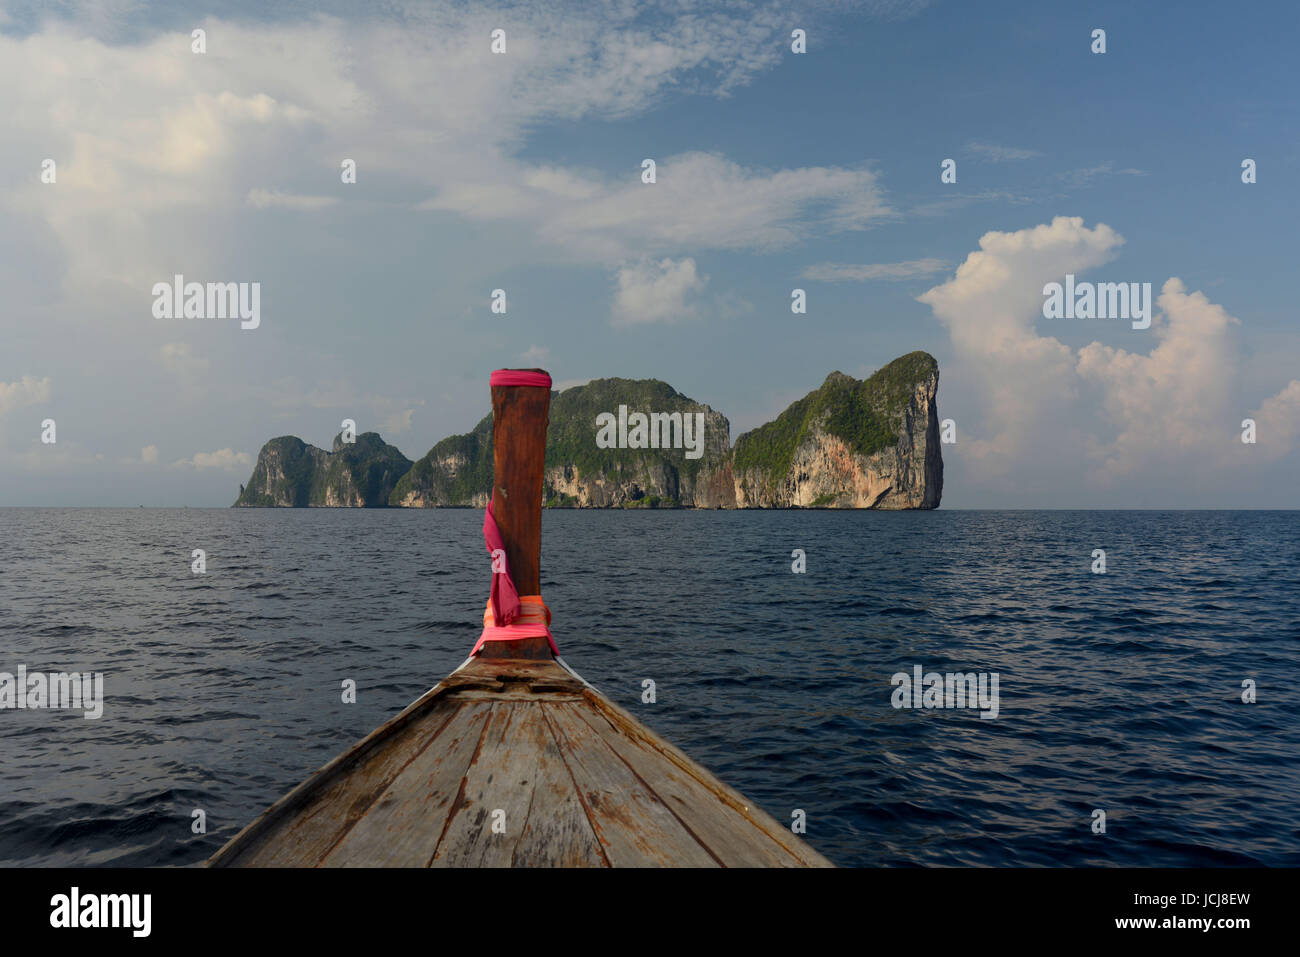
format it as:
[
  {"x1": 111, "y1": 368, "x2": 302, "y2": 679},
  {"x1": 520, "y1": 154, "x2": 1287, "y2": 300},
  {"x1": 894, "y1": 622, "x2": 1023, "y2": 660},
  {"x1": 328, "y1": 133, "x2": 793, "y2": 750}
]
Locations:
[
  {"x1": 918, "y1": 217, "x2": 1300, "y2": 494},
  {"x1": 612, "y1": 258, "x2": 706, "y2": 325},
  {"x1": 1075, "y1": 279, "x2": 1240, "y2": 478},
  {"x1": 140, "y1": 445, "x2": 159, "y2": 464},
  {"x1": 0, "y1": 375, "x2": 52, "y2": 416},
  {"x1": 802, "y1": 258, "x2": 950, "y2": 282},
  {"x1": 920, "y1": 216, "x2": 1122, "y2": 350},
  {"x1": 1249, "y1": 380, "x2": 1300, "y2": 462},
  {"x1": 173, "y1": 448, "x2": 252, "y2": 470}
]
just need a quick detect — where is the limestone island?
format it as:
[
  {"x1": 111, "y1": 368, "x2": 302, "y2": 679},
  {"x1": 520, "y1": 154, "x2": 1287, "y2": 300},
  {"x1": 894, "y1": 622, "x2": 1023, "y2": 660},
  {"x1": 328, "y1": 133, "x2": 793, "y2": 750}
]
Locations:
[{"x1": 234, "y1": 351, "x2": 942, "y2": 509}]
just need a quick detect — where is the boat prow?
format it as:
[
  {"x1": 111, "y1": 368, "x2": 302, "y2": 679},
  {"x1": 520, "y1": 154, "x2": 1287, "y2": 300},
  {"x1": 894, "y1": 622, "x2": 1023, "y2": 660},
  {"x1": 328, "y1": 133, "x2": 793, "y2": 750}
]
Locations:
[
  {"x1": 207, "y1": 653, "x2": 831, "y2": 867},
  {"x1": 208, "y1": 368, "x2": 831, "y2": 868}
]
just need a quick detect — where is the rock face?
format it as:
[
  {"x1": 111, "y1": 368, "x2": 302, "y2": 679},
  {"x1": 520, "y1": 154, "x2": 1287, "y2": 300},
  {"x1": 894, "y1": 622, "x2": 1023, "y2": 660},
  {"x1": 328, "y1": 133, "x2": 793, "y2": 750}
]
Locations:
[
  {"x1": 387, "y1": 379, "x2": 732, "y2": 508},
  {"x1": 234, "y1": 432, "x2": 412, "y2": 507},
  {"x1": 732, "y1": 352, "x2": 942, "y2": 509},
  {"x1": 542, "y1": 378, "x2": 733, "y2": 508},
  {"x1": 389, "y1": 415, "x2": 493, "y2": 508},
  {"x1": 234, "y1": 352, "x2": 942, "y2": 508}
]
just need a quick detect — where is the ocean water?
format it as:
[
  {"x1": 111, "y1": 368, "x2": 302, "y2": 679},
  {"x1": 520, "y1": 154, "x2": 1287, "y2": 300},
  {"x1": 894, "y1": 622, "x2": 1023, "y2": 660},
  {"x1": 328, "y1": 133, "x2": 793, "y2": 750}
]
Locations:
[{"x1": 0, "y1": 507, "x2": 1297, "y2": 868}]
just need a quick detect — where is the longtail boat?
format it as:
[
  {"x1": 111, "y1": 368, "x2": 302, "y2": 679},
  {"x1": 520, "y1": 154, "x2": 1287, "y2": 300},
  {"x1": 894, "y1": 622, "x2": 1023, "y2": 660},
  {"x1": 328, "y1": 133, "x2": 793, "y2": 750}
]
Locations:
[{"x1": 208, "y1": 369, "x2": 831, "y2": 867}]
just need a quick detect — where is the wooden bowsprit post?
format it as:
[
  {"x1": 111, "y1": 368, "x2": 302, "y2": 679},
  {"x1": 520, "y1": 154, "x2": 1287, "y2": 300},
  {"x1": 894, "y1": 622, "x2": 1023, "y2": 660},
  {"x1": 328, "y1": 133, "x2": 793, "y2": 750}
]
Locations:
[
  {"x1": 208, "y1": 369, "x2": 833, "y2": 867},
  {"x1": 478, "y1": 368, "x2": 552, "y2": 661}
]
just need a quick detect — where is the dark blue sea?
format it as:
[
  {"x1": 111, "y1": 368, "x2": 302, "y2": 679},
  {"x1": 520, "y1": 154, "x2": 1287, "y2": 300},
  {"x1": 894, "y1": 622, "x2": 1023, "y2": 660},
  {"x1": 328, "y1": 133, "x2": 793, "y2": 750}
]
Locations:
[{"x1": 1, "y1": 508, "x2": 1297, "y2": 867}]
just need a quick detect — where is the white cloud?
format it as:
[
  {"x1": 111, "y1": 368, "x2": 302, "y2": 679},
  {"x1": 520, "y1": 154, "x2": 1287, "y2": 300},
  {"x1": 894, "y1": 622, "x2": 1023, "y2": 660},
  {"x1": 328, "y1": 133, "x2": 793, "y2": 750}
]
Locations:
[
  {"x1": 141, "y1": 444, "x2": 159, "y2": 464},
  {"x1": 379, "y1": 407, "x2": 417, "y2": 436},
  {"x1": 802, "y1": 258, "x2": 950, "y2": 282},
  {"x1": 918, "y1": 217, "x2": 1300, "y2": 493},
  {"x1": 1075, "y1": 279, "x2": 1241, "y2": 478},
  {"x1": 427, "y1": 151, "x2": 892, "y2": 262},
  {"x1": 714, "y1": 290, "x2": 754, "y2": 320},
  {"x1": 173, "y1": 448, "x2": 252, "y2": 470},
  {"x1": 1057, "y1": 163, "x2": 1147, "y2": 187},
  {"x1": 920, "y1": 216, "x2": 1122, "y2": 353},
  {"x1": 553, "y1": 378, "x2": 593, "y2": 392},
  {"x1": 1250, "y1": 380, "x2": 1300, "y2": 462},
  {"x1": 911, "y1": 189, "x2": 1033, "y2": 217},
  {"x1": 965, "y1": 141, "x2": 1042, "y2": 162},
  {"x1": 612, "y1": 258, "x2": 706, "y2": 325},
  {"x1": 918, "y1": 216, "x2": 1119, "y2": 473},
  {"x1": 12, "y1": 442, "x2": 102, "y2": 470},
  {"x1": 519, "y1": 345, "x2": 550, "y2": 366},
  {"x1": 157, "y1": 342, "x2": 210, "y2": 378},
  {"x1": 0, "y1": 375, "x2": 52, "y2": 416},
  {"x1": 246, "y1": 188, "x2": 339, "y2": 211},
  {"x1": 0, "y1": 7, "x2": 898, "y2": 310}
]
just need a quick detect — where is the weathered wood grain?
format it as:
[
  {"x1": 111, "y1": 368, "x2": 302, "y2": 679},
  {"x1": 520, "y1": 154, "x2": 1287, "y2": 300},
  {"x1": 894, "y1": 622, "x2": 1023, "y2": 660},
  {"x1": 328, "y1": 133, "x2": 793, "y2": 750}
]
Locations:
[
  {"x1": 210, "y1": 656, "x2": 834, "y2": 868},
  {"x1": 433, "y1": 703, "x2": 555, "y2": 865},
  {"x1": 319, "y1": 702, "x2": 491, "y2": 867},
  {"x1": 211, "y1": 696, "x2": 457, "y2": 867},
  {"x1": 568, "y1": 695, "x2": 825, "y2": 867},
  {"x1": 441, "y1": 656, "x2": 586, "y2": 696},
  {"x1": 507, "y1": 704, "x2": 606, "y2": 867},
  {"x1": 543, "y1": 701, "x2": 721, "y2": 867}
]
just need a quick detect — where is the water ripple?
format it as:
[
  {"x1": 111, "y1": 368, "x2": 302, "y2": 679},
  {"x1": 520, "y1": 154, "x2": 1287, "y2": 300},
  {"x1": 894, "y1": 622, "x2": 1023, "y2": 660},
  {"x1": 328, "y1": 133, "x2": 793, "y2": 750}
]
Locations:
[{"x1": 0, "y1": 507, "x2": 1297, "y2": 867}]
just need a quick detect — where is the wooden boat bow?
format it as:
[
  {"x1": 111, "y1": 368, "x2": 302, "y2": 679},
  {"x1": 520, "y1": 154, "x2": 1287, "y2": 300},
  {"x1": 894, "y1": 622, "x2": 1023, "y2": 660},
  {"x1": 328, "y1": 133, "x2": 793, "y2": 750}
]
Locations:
[{"x1": 207, "y1": 368, "x2": 832, "y2": 867}]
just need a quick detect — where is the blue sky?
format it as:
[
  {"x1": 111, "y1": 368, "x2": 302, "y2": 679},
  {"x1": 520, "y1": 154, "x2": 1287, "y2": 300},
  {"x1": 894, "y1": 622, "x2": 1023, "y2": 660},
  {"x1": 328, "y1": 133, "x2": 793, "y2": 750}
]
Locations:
[{"x1": 1, "y1": 0, "x2": 1297, "y2": 506}]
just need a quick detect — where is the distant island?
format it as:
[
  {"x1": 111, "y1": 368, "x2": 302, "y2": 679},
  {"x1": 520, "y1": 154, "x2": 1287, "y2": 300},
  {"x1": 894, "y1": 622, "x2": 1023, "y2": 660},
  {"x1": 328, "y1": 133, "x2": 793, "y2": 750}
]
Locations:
[{"x1": 234, "y1": 351, "x2": 942, "y2": 509}]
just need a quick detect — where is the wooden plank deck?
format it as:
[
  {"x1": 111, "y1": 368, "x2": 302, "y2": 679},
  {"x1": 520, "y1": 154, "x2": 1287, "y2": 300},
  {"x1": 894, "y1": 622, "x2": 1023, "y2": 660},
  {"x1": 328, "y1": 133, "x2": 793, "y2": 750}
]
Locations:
[{"x1": 207, "y1": 656, "x2": 832, "y2": 867}]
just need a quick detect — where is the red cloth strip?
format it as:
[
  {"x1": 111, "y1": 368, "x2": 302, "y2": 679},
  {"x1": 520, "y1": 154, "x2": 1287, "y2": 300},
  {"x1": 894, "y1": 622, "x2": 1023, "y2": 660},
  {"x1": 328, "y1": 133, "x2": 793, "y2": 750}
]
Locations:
[
  {"x1": 483, "y1": 493, "x2": 521, "y2": 625},
  {"x1": 489, "y1": 369, "x2": 552, "y2": 388},
  {"x1": 477, "y1": 494, "x2": 558, "y2": 656}
]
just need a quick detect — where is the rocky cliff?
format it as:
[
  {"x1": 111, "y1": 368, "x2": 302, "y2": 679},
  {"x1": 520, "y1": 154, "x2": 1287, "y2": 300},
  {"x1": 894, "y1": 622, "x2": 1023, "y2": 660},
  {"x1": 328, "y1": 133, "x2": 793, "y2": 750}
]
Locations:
[
  {"x1": 732, "y1": 352, "x2": 942, "y2": 509},
  {"x1": 389, "y1": 414, "x2": 493, "y2": 508},
  {"x1": 235, "y1": 353, "x2": 942, "y2": 508},
  {"x1": 387, "y1": 379, "x2": 732, "y2": 508},
  {"x1": 233, "y1": 432, "x2": 412, "y2": 507},
  {"x1": 542, "y1": 378, "x2": 733, "y2": 508}
]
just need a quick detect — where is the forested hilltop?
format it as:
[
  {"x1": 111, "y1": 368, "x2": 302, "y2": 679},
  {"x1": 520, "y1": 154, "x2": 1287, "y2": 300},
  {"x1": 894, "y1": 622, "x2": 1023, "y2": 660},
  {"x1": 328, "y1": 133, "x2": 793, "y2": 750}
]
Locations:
[{"x1": 235, "y1": 352, "x2": 942, "y2": 509}]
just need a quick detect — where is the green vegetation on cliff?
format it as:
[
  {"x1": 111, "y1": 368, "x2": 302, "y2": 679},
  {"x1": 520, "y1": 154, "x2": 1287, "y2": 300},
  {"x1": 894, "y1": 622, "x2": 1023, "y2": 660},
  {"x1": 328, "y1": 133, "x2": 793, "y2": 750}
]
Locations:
[
  {"x1": 323, "y1": 432, "x2": 413, "y2": 505},
  {"x1": 388, "y1": 414, "x2": 493, "y2": 506},
  {"x1": 732, "y1": 351, "x2": 938, "y2": 481},
  {"x1": 235, "y1": 432, "x2": 411, "y2": 507},
  {"x1": 544, "y1": 378, "x2": 722, "y2": 483},
  {"x1": 234, "y1": 436, "x2": 320, "y2": 507},
  {"x1": 237, "y1": 353, "x2": 940, "y2": 508},
  {"x1": 389, "y1": 379, "x2": 729, "y2": 506}
]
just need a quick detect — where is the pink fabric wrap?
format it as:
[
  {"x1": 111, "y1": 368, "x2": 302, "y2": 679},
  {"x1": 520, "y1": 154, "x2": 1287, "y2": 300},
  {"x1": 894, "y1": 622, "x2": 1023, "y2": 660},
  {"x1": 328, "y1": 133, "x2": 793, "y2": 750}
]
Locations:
[
  {"x1": 489, "y1": 369, "x2": 552, "y2": 388},
  {"x1": 476, "y1": 494, "x2": 557, "y2": 654},
  {"x1": 483, "y1": 493, "x2": 521, "y2": 625},
  {"x1": 471, "y1": 596, "x2": 557, "y2": 656}
]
